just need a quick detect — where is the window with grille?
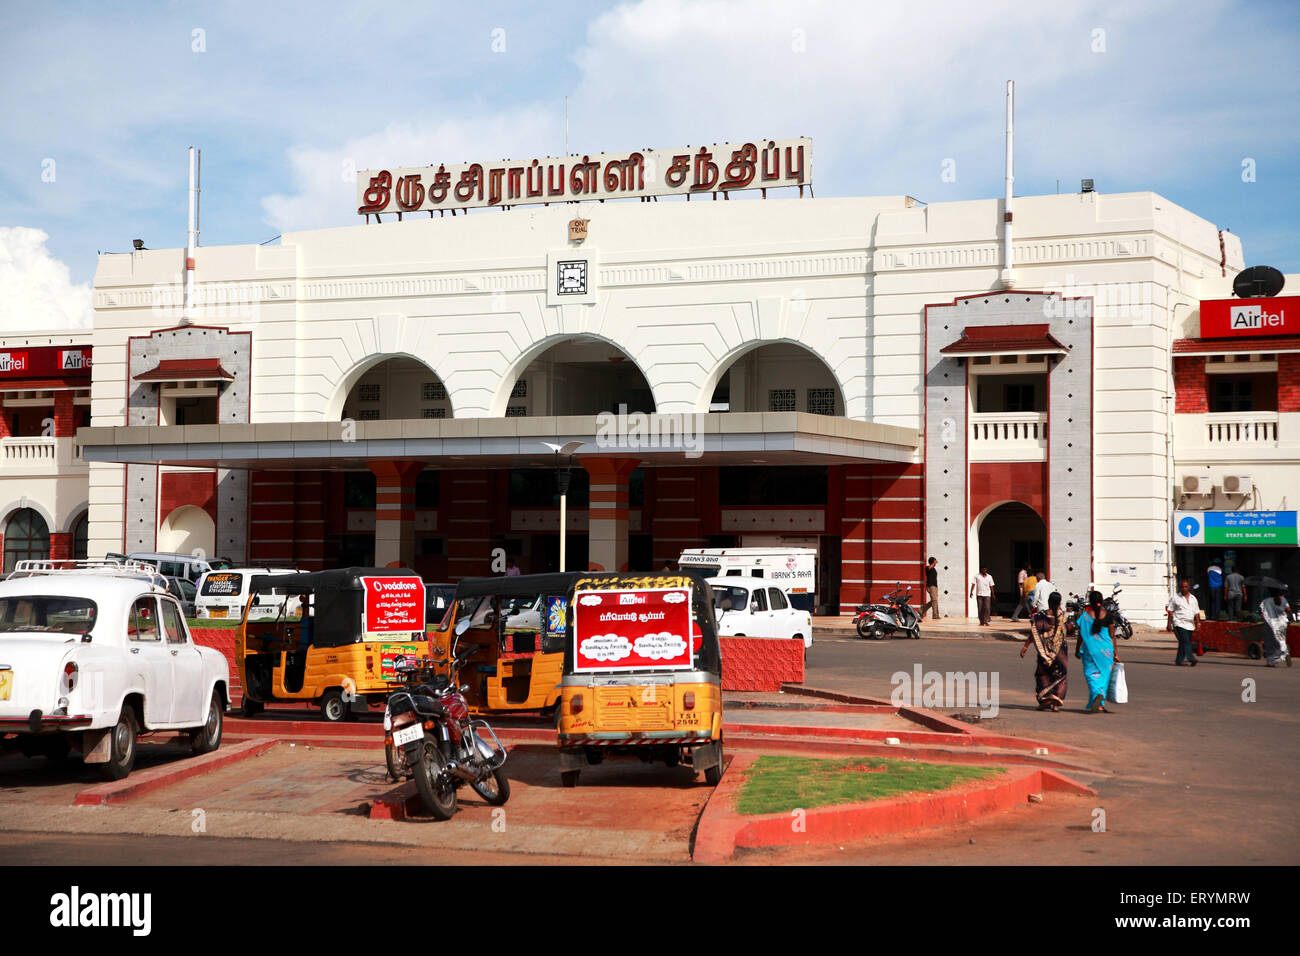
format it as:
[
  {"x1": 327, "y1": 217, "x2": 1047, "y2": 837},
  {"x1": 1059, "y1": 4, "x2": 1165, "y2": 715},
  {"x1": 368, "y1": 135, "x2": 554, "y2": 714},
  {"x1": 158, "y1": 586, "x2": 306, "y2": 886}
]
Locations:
[
  {"x1": 357, "y1": 409, "x2": 381, "y2": 421},
  {"x1": 807, "y1": 388, "x2": 836, "y2": 416},
  {"x1": 768, "y1": 389, "x2": 796, "y2": 412},
  {"x1": 505, "y1": 406, "x2": 527, "y2": 417},
  {"x1": 510, "y1": 379, "x2": 527, "y2": 398},
  {"x1": 422, "y1": 381, "x2": 446, "y2": 401},
  {"x1": 421, "y1": 407, "x2": 446, "y2": 419},
  {"x1": 358, "y1": 384, "x2": 380, "y2": 403}
]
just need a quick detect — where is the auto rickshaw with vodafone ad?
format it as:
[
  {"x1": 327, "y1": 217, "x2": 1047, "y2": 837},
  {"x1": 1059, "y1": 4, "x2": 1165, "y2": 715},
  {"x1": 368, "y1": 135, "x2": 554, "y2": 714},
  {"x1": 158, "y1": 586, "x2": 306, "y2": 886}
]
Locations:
[
  {"x1": 556, "y1": 571, "x2": 724, "y2": 787},
  {"x1": 427, "y1": 572, "x2": 580, "y2": 716},
  {"x1": 235, "y1": 568, "x2": 430, "y2": 721}
]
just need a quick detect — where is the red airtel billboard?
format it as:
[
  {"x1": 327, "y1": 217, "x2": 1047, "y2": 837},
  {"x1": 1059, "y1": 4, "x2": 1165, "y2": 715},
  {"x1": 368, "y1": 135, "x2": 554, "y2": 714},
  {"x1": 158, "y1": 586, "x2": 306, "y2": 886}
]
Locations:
[
  {"x1": 572, "y1": 586, "x2": 693, "y2": 672},
  {"x1": 0, "y1": 346, "x2": 91, "y2": 378},
  {"x1": 1200, "y1": 296, "x2": 1300, "y2": 339}
]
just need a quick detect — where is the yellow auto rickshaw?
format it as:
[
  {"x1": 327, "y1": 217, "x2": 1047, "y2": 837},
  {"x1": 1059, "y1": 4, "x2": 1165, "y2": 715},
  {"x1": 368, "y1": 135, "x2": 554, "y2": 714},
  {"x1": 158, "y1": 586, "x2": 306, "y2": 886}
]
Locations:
[
  {"x1": 236, "y1": 568, "x2": 431, "y2": 721},
  {"x1": 556, "y1": 571, "x2": 724, "y2": 787},
  {"x1": 430, "y1": 573, "x2": 579, "y2": 715}
]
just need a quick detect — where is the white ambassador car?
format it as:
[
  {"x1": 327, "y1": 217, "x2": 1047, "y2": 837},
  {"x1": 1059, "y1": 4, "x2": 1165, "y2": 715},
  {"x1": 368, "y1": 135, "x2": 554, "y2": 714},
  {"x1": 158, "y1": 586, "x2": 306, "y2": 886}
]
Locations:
[
  {"x1": 0, "y1": 560, "x2": 230, "y2": 779},
  {"x1": 706, "y1": 577, "x2": 813, "y2": 650}
]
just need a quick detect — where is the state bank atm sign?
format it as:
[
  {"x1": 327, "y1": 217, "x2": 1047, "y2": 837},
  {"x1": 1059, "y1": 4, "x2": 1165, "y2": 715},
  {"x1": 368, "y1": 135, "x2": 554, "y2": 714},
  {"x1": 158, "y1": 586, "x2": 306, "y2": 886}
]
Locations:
[{"x1": 1175, "y1": 511, "x2": 1298, "y2": 546}]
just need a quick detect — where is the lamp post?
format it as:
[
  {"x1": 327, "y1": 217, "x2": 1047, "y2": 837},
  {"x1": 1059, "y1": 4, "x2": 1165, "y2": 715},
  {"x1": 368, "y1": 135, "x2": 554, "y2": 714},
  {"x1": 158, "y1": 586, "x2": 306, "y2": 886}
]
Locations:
[{"x1": 541, "y1": 441, "x2": 584, "y2": 571}]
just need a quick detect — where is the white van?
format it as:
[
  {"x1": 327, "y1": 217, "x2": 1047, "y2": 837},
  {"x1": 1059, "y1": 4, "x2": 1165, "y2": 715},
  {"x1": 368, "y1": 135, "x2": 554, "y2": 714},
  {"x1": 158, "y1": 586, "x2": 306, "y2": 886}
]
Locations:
[
  {"x1": 194, "y1": 568, "x2": 301, "y2": 621},
  {"x1": 678, "y1": 547, "x2": 817, "y2": 612},
  {"x1": 124, "y1": 552, "x2": 233, "y2": 583}
]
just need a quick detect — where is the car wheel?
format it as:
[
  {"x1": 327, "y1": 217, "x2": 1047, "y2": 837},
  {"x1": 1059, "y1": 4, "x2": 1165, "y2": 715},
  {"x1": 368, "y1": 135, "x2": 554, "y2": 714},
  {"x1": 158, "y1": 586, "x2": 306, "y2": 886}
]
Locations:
[
  {"x1": 319, "y1": 689, "x2": 348, "y2": 722},
  {"x1": 241, "y1": 696, "x2": 264, "y2": 718},
  {"x1": 102, "y1": 708, "x2": 138, "y2": 781},
  {"x1": 190, "y1": 691, "x2": 223, "y2": 755}
]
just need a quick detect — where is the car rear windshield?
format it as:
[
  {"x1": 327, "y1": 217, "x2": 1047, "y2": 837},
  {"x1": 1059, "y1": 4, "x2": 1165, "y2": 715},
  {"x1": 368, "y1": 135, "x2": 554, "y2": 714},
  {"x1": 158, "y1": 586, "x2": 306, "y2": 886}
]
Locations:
[
  {"x1": 0, "y1": 596, "x2": 98, "y2": 634},
  {"x1": 200, "y1": 573, "x2": 246, "y2": 597}
]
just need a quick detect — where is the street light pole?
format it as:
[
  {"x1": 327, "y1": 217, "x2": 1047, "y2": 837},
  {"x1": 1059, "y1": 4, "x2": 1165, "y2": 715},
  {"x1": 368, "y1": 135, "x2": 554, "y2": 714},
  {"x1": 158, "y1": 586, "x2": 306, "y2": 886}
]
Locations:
[{"x1": 542, "y1": 441, "x2": 585, "y2": 572}]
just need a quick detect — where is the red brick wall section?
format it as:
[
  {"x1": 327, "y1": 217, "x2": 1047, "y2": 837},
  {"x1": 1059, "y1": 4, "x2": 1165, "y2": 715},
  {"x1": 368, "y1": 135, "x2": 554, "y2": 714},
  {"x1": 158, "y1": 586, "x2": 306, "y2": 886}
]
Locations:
[
  {"x1": 445, "y1": 470, "x2": 494, "y2": 579},
  {"x1": 1174, "y1": 357, "x2": 1208, "y2": 414},
  {"x1": 48, "y1": 532, "x2": 72, "y2": 561},
  {"x1": 1280, "y1": 353, "x2": 1300, "y2": 413},
  {"x1": 160, "y1": 471, "x2": 217, "y2": 523},
  {"x1": 0, "y1": 405, "x2": 11, "y2": 438},
  {"x1": 719, "y1": 637, "x2": 804, "y2": 692},
  {"x1": 53, "y1": 391, "x2": 76, "y2": 438},
  {"x1": 248, "y1": 470, "x2": 327, "y2": 570},
  {"x1": 190, "y1": 628, "x2": 238, "y2": 690},
  {"x1": 651, "y1": 468, "x2": 708, "y2": 568},
  {"x1": 840, "y1": 463, "x2": 925, "y2": 612},
  {"x1": 968, "y1": 462, "x2": 1048, "y2": 524}
]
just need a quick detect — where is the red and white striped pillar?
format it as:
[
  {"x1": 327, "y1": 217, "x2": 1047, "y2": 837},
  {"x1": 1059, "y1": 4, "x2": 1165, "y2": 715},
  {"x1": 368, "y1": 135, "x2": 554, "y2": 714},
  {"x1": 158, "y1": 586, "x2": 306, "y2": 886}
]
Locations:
[
  {"x1": 583, "y1": 457, "x2": 639, "y2": 573},
  {"x1": 369, "y1": 460, "x2": 423, "y2": 569}
]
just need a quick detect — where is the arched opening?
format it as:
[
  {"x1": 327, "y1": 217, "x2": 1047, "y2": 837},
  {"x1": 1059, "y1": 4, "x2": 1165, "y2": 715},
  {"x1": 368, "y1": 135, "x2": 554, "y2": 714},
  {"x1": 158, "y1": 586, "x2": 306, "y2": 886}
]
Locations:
[
  {"x1": 973, "y1": 502, "x2": 1046, "y2": 616},
  {"x1": 504, "y1": 337, "x2": 654, "y2": 417},
  {"x1": 708, "y1": 342, "x2": 844, "y2": 415},
  {"x1": 71, "y1": 512, "x2": 89, "y2": 560},
  {"x1": 4, "y1": 509, "x2": 50, "y2": 571},
  {"x1": 158, "y1": 505, "x2": 216, "y2": 559},
  {"x1": 340, "y1": 356, "x2": 452, "y2": 422}
]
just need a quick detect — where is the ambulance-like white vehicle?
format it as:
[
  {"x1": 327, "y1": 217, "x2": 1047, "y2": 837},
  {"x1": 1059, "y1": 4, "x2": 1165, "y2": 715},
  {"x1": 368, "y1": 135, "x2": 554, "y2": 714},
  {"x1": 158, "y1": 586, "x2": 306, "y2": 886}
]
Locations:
[{"x1": 676, "y1": 547, "x2": 817, "y2": 612}]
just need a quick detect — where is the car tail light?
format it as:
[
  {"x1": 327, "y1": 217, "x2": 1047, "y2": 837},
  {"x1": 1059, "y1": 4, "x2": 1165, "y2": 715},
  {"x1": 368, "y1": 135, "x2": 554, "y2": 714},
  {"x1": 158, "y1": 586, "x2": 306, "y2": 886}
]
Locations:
[
  {"x1": 63, "y1": 661, "x2": 78, "y2": 691},
  {"x1": 571, "y1": 694, "x2": 584, "y2": 714},
  {"x1": 683, "y1": 692, "x2": 695, "y2": 710}
]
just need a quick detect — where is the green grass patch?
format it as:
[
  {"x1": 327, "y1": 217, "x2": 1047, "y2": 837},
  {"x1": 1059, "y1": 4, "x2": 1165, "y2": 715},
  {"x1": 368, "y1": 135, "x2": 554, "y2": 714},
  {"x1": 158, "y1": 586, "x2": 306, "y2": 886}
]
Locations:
[
  {"x1": 735, "y1": 755, "x2": 1004, "y2": 816},
  {"x1": 187, "y1": 618, "x2": 242, "y2": 629}
]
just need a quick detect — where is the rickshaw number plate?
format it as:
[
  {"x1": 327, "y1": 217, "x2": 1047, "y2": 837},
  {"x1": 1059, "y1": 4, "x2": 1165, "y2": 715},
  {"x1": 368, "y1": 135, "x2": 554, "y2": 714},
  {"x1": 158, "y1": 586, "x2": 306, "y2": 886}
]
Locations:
[
  {"x1": 0, "y1": 671, "x2": 12, "y2": 701},
  {"x1": 209, "y1": 608, "x2": 227, "y2": 619},
  {"x1": 393, "y1": 724, "x2": 423, "y2": 748}
]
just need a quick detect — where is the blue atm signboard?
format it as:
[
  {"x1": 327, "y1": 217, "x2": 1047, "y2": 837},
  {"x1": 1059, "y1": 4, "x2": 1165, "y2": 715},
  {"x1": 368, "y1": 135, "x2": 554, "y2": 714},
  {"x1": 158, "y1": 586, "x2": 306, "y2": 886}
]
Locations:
[{"x1": 1174, "y1": 511, "x2": 1298, "y2": 546}]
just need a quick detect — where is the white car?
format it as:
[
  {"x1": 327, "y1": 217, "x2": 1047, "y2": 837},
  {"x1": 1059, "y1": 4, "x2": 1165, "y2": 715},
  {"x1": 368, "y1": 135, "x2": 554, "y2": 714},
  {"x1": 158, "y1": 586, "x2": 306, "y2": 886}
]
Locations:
[
  {"x1": 195, "y1": 567, "x2": 302, "y2": 622},
  {"x1": 0, "y1": 560, "x2": 230, "y2": 779},
  {"x1": 705, "y1": 577, "x2": 813, "y2": 649}
]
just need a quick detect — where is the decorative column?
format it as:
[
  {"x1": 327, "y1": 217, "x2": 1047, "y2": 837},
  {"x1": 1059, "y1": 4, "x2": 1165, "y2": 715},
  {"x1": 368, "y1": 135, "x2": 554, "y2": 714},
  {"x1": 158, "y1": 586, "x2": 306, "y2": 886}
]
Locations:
[
  {"x1": 583, "y1": 457, "x2": 639, "y2": 573},
  {"x1": 369, "y1": 460, "x2": 423, "y2": 569}
]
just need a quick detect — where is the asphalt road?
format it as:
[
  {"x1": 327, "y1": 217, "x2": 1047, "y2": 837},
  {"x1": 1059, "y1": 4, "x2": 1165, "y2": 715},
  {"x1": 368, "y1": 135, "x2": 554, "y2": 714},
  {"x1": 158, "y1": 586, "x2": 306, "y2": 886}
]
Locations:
[{"x1": 782, "y1": 629, "x2": 1300, "y2": 865}]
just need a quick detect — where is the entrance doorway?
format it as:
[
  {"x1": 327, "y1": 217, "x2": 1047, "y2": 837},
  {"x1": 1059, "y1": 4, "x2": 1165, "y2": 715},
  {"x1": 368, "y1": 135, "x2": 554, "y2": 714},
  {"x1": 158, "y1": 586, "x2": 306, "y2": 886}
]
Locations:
[{"x1": 974, "y1": 502, "x2": 1046, "y2": 614}]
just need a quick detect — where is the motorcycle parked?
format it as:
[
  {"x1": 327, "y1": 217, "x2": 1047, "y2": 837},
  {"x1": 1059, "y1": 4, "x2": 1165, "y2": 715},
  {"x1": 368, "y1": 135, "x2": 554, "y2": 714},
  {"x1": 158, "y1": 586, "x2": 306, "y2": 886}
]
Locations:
[
  {"x1": 383, "y1": 630, "x2": 509, "y2": 820},
  {"x1": 1062, "y1": 587, "x2": 1132, "y2": 641},
  {"x1": 854, "y1": 585, "x2": 921, "y2": 640}
]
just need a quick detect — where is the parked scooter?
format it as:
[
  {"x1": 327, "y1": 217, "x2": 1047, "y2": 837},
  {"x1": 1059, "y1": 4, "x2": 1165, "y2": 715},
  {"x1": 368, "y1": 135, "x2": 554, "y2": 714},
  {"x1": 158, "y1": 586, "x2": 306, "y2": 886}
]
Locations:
[
  {"x1": 383, "y1": 627, "x2": 509, "y2": 820},
  {"x1": 854, "y1": 585, "x2": 921, "y2": 640},
  {"x1": 1062, "y1": 587, "x2": 1132, "y2": 641}
]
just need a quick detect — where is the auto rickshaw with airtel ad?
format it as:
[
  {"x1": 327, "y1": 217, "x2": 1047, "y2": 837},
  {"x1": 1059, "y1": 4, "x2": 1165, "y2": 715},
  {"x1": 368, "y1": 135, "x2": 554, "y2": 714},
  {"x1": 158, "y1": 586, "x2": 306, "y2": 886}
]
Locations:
[
  {"x1": 556, "y1": 571, "x2": 724, "y2": 787},
  {"x1": 429, "y1": 573, "x2": 579, "y2": 715},
  {"x1": 236, "y1": 568, "x2": 429, "y2": 721}
]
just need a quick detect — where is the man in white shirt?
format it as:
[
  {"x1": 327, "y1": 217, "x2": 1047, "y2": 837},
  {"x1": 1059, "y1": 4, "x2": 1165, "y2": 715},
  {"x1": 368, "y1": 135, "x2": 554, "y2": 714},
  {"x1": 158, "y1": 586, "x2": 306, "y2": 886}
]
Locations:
[
  {"x1": 1260, "y1": 590, "x2": 1292, "y2": 667},
  {"x1": 969, "y1": 566, "x2": 995, "y2": 626},
  {"x1": 1165, "y1": 579, "x2": 1200, "y2": 666},
  {"x1": 1031, "y1": 571, "x2": 1055, "y2": 613}
]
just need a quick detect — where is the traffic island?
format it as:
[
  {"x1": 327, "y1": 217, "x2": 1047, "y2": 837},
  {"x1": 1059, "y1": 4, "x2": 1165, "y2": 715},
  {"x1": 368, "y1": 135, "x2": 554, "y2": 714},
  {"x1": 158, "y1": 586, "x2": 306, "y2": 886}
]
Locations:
[{"x1": 692, "y1": 752, "x2": 1094, "y2": 864}]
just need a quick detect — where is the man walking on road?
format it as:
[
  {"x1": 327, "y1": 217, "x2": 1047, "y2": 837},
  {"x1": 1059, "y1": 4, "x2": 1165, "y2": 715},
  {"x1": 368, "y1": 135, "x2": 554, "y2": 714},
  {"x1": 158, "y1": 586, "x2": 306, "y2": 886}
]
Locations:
[
  {"x1": 1011, "y1": 566, "x2": 1036, "y2": 622},
  {"x1": 1225, "y1": 565, "x2": 1245, "y2": 621},
  {"x1": 1166, "y1": 578, "x2": 1200, "y2": 666},
  {"x1": 1031, "y1": 570, "x2": 1055, "y2": 614},
  {"x1": 921, "y1": 557, "x2": 941, "y2": 620},
  {"x1": 970, "y1": 566, "x2": 995, "y2": 626}
]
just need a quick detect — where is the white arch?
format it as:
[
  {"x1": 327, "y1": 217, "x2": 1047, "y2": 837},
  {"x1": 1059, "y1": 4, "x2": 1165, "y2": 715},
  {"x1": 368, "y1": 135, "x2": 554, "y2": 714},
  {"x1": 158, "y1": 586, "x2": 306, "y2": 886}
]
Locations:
[
  {"x1": 694, "y1": 338, "x2": 849, "y2": 415},
  {"x1": 327, "y1": 352, "x2": 454, "y2": 421},
  {"x1": 968, "y1": 499, "x2": 1046, "y2": 618},
  {"x1": 157, "y1": 505, "x2": 216, "y2": 559},
  {"x1": 0, "y1": 499, "x2": 55, "y2": 533},
  {"x1": 487, "y1": 332, "x2": 657, "y2": 418}
]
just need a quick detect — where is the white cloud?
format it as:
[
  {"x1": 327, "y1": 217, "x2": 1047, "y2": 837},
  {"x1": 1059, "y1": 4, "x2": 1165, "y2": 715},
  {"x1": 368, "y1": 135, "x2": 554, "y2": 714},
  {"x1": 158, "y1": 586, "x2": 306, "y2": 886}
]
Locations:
[{"x1": 0, "y1": 227, "x2": 92, "y2": 333}]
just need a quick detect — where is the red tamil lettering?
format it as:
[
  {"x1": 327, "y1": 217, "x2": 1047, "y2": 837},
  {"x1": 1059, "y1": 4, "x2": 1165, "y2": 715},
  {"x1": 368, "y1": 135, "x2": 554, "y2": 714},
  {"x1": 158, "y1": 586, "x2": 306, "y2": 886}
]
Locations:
[
  {"x1": 527, "y1": 160, "x2": 545, "y2": 197},
  {"x1": 785, "y1": 144, "x2": 806, "y2": 183},
  {"x1": 358, "y1": 170, "x2": 393, "y2": 213},
  {"x1": 394, "y1": 174, "x2": 425, "y2": 210},
  {"x1": 455, "y1": 164, "x2": 484, "y2": 202},
  {"x1": 720, "y1": 143, "x2": 757, "y2": 190},
  {"x1": 690, "y1": 147, "x2": 719, "y2": 191},
  {"x1": 547, "y1": 163, "x2": 567, "y2": 196},
  {"x1": 761, "y1": 141, "x2": 781, "y2": 181},
  {"x1": 665, "y1": 154, "x2": 691, "y2": 188},
  {"x1": 488, "y1": 167, "x2": 505, "y2": 205},
  {"x1": 428, "y1": 165, "x2": 451, "y2": 204}
]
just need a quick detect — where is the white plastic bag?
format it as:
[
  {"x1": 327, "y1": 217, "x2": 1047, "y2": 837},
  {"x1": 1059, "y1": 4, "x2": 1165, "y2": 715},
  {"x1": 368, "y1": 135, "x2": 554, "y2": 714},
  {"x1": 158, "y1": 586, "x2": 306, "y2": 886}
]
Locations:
[{"x1": 1109, "y1": 661, "x2": 1128, "y2": 704}]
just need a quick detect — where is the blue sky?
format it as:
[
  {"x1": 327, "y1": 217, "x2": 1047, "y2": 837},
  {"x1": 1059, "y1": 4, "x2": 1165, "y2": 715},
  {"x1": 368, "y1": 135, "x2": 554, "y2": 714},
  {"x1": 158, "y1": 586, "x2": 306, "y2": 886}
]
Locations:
[{"x1": 1, "y1": 0, "x2": 1297, "y2": 326}]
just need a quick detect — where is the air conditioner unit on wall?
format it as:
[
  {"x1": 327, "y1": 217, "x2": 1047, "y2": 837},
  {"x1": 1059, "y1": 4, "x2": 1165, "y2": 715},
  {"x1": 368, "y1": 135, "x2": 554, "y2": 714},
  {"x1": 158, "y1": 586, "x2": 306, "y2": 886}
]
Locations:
[
  {"x1": 1222, "y1": 475, "x2": 1252, "y2": 495},
  {"x1": 1181, "y1": 475, "x2": 1212, "y2": 495}
]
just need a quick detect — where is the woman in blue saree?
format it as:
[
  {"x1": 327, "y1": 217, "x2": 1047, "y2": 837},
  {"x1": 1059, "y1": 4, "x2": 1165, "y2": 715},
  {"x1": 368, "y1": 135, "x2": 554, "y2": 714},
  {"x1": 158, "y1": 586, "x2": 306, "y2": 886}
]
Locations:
[{"x1": 1075, "y1": 590, "x2": 1114, "y2": 713}]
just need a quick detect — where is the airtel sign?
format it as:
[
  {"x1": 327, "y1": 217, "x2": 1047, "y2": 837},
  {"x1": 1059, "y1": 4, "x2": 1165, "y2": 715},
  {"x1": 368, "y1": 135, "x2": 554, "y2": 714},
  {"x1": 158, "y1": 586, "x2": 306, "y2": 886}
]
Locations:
[{"x1": 1200, "y1": 296, "x2": 1299, "y2": 339}]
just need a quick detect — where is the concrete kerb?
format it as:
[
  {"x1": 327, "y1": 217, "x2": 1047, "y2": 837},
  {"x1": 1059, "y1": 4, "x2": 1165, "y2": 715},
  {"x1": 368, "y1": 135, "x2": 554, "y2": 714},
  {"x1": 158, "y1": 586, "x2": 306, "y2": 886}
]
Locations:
[
  {"x1": 691, "y1": 753, "x2": 1096, "y2": 864},
  {"x1": 72, "y1": 739, "x2": 278, "y2": 806}
]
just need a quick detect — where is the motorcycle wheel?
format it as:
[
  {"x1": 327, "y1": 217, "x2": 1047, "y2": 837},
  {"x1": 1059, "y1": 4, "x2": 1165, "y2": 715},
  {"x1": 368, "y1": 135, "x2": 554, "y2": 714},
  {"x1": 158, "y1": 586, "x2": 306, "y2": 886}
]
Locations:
[
  {"x1": 855, "y1": 618, "x2": 873, "y2": 639},
  {"x1": 471, "y1": 767, "x2": 511, "y2": 806},
  {"x1": 1118, "y1": 620, "x2": 1134, "y2": 641},
  {"x1": 412, "y1": 741, "x2": 458, "y2": 820},
  {"x1": 384, "y1": 742, "x2": 405, "y2": 782}
]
